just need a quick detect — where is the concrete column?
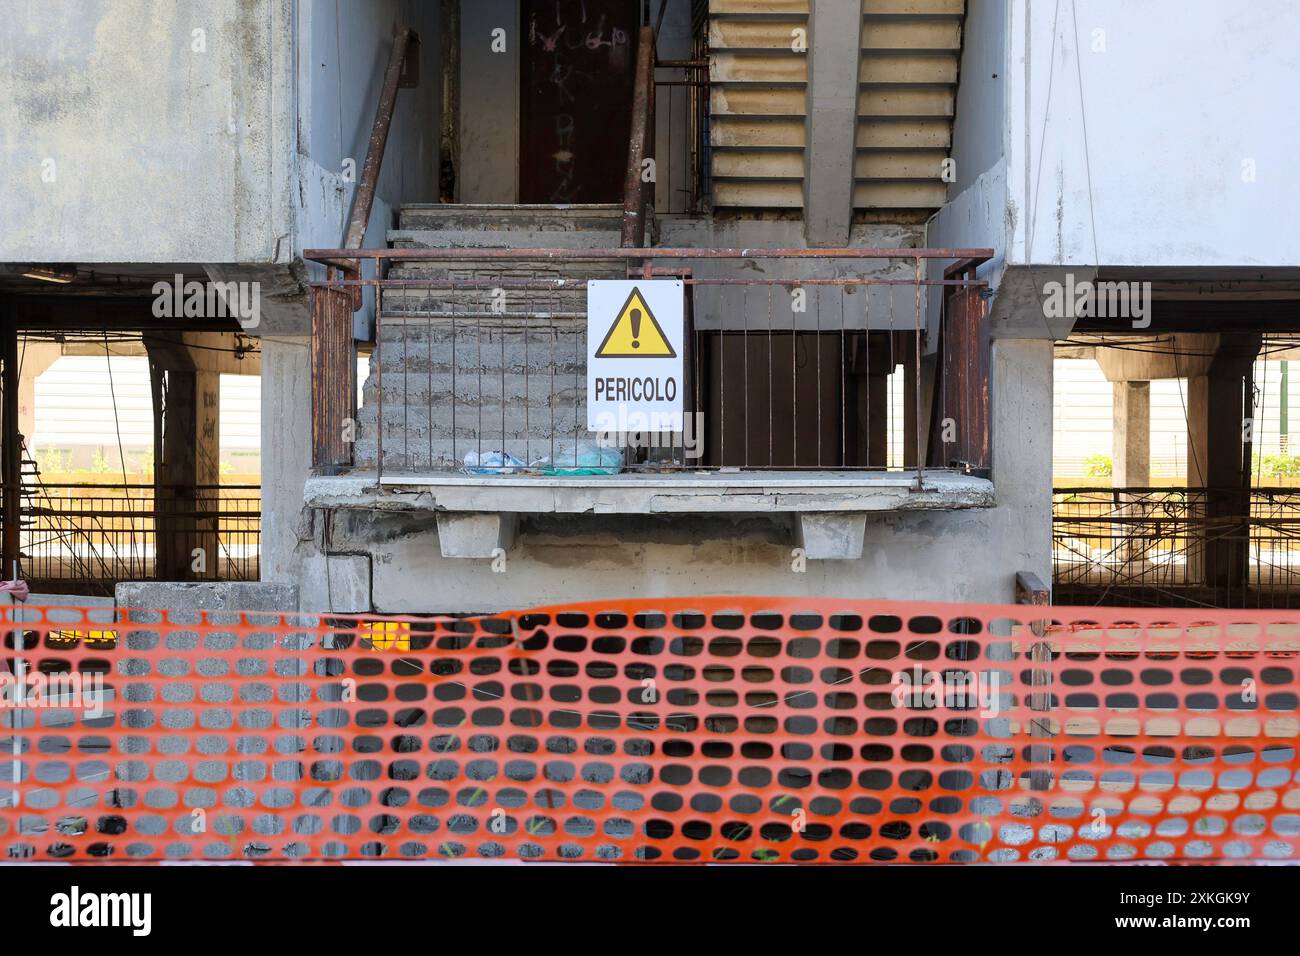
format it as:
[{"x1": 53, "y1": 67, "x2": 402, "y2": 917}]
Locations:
[
  {"x1": 1186, "y1": 375, "x2": 1209, "y2": 488},
  {"x1": 259, "y1": 337, "x2": 313, "y2": 585},
  {"x1": 1111, "y1": 381, "x2": 1149, "y2": 487},
  {"x1": 147, "y1": 335, "x2": 222, "y2": 582},
  {"x1": 1111, "y1": 380, "x2": 1150, "y2": 569},
  {"x1": 1184, "y1": 335, "x2": 1261, "y2": 598},
  {"x1": 803, "y1": 0, "x2": 860, "y2": 246}
]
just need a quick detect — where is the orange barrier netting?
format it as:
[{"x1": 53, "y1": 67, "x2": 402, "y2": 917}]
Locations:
[{"x1": 0, "y1": 598, "x2": 1297, "y2": 863}]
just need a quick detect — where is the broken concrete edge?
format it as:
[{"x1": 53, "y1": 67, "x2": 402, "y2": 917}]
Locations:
[{"x1": 302, "y1": 471, "x2": 997, "y2": 516}]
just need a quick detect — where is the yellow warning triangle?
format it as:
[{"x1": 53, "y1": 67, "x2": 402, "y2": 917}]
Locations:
[{"x1": 594, "y1": 287, "x2": 676, "y2": 358}]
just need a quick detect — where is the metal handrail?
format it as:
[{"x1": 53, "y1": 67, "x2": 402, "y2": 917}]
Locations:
[{"x1": 621, "y1": 25, "x2": 657, "y2": 248}]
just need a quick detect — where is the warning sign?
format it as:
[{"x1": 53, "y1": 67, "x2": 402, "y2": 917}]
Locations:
[
  {"x1": 594, "y1": 288, "x2": 677, "y2": 358},
  {"x1": 587, "y1": 280, "x2": 684, "y2": 433}
]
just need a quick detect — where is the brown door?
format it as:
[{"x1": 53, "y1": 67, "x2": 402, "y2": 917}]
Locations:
[{"x1": 520, "y1": 0, "x2": 640, "y2": 204}]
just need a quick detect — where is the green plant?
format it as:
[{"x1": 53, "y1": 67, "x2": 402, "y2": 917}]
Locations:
[
  {"x1": 1083, "y1": 454, "x2": 1113, "y2": 478},
  {"x1": 1256, "y1": 454, "x2": 1300, "y2": 477}
]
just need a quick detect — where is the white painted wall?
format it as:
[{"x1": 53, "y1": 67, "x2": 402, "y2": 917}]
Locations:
[
  {"x1": 934, "y1": 0, "x2": 1300, "y2": 272},
  {"x1": 1007, "y1": 0, "x2": 1300, "y2": 267}
]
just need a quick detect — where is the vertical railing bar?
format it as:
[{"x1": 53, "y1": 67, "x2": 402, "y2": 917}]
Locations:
[
  {"x1": 768, "y1": 283, "x2": 773, "y2": 468},
  {"x1": 719, "y1": 288, "x2": 725, "y2": 465},
  {"x1": 842, "y1": 284, "x2": 851, "y2": 468},
  {"x1": 426, "y1": 303, "x2": 432, "y2": 470},
  {"x1": 524, "y1": 270, "x2": 533, "y2": 470},
  {"x1": 573, "y1": 283, "x2": 581, "y2": 469},
  {"x1": 742, "y1": 286, "x2": 749, "y2": 468},
  {"x1": 403, "y1": 311, "x2": 409, "y2": 471},
  {"x1": 375, "y1": 281, "x2": 384, "y2": 487},
  {"x1": 501, "y1": 284, "x2": 507, "y2": 466},
  {"x1": 791, "y1": 286, "x2": 797, "y2": 468},
  {"x1": 477, "y1": 277, "x2": 484, "y2": 466},
  {"x1": 694, "y1": 282, "x2": 701, "y2": 470},
  {"x1": 550, "y1": 287, "x2": 556, "y2": 469},
  {"x1": 451, "y1": 283, "x2": 457, "y2": 469},
  {"x1": 915, "y1": 257, "x2": 926, "y2": 488},
  {"x1": 815, "y1": 282, "x2": 822, "y2": 468}
]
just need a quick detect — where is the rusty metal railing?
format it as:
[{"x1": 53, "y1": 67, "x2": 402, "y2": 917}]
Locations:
[
  {"x1": 303, "y1": 247, "x2": 993, "y2": 484},
  {"x1": 1, "y1": 483, "x2": 260, "y2": 595},
  {"x1": 622, "y1": 25, "x2": 657, "y2": 247},
  {"x1": 1054, "y1": 486, "x2": 1300, "y2": 608},
  {"x1": 312, "y1": 26, "x2": 420, "y2": 475}
]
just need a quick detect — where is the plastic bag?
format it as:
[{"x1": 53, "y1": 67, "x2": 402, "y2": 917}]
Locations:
[
  {"x1": 531, "y1": 440, "x2": 623, "y2": 476},
  {"x1": 463, "y1": 450, "x2": 527, "y2": 474}
]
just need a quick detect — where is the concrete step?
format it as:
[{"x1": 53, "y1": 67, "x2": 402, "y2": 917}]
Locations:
[
  {"x1": 379, "y1": 259, "x2": 622, "y2": 319},
  {"x1": 353, "y1": 413, "x2": 587, "y2": 470},
  {"x1": 397, "y1": 203, "x2": 624, "y2": 233},
  {"x1": 359, "y1": 201, "x2": 654, "y2": 471},
  {"x1": 388, "y1": 228, "x2": 623, "y2": 250},
  {"x1": 382, "y1": 260, "x2": 627, "y2": 279},
  {"x1": 355, "y1": 316, "x2": 587, "y2": 471}
]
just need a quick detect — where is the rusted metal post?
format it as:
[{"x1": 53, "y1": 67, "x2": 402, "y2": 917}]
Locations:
[
  {"x1": 312, "y1": 26, "x2": 418, "y2": 473},
  {"x1": 343, "y1": 27, "x2": 419, "y2": 256},
  {"x1": 311, "y1": 286, "x2": 357, "y2": 474},
  {"x1": 622, "y1": 25, "x2": 656, "y2": 248}
]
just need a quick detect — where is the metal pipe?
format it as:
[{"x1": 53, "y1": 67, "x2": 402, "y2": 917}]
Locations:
[{"x1": 622, "y1": 25, "x2": 657, "y2": 247}]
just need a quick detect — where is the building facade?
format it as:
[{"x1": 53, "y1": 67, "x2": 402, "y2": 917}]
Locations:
[{"x1": 3, "y1": 0, "x2": 1297, "y2": 613}]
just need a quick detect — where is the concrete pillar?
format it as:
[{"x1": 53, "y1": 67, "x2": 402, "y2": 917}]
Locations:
[
  {"x1": 147, "y1": 335, "x2": 222, "y2": 581},
  {"x1": 1111, "y1": 380, "x2": 1150, "y2": 569},
  {"x1": 1111, "y1": 381, "x2": 1149, "y2": 487},
  {"x1": 1185, "y1": 335, "x2": 1261, "y2": 599},
  {"x1": 259, "y1": 337, "x2": 313, "y2": 585},
  {"x1": 803, "y1": 0, "x2": 860, "y2": 246},
  {"x1": 1186, "y1": 375, "x2": 1209, "y2": 488}
]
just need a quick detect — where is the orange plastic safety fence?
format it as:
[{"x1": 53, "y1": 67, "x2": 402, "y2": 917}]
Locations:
[{"x1": 0, "y1": 598, "x2": 1297, "y2": 863}]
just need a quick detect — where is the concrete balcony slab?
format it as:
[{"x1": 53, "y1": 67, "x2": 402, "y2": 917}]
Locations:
[{"x1": 304, "y1": 469, "x2": 993, "y2": 516}]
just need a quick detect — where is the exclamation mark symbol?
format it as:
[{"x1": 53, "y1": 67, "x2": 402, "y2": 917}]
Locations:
[{"x1": 630, "y1": 308, "x2": 642, "y2": 349}]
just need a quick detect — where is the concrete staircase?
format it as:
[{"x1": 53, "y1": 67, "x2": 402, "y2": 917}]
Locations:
[
  {"x1": 708, "y1": 0, "x2": 965, "y2": 216},
  {"x1": 354, "y1": 204, "x2": 641, "y2": 471}
]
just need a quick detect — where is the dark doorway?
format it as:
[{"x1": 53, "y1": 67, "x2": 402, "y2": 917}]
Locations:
[{"x1": 520, "y1": 0, "x2": 640, "y2": 204}]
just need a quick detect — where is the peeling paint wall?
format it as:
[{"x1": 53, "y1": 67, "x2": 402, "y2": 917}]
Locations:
[
  {"x1": 0, "y1": 0, "x2": 441, "y2": 267},
  {"x1": 260, "y1": 0, "x2": 442, "y2": 587}
]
